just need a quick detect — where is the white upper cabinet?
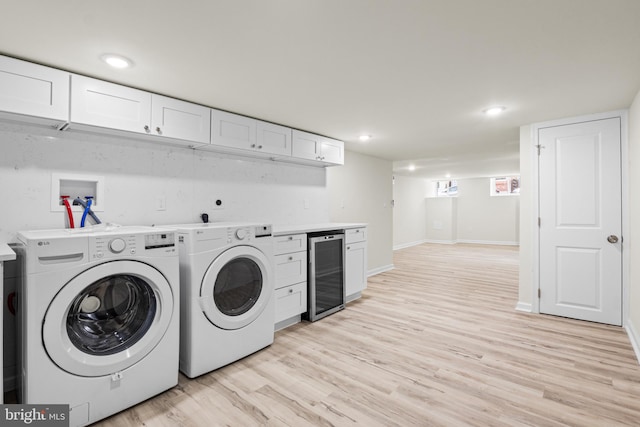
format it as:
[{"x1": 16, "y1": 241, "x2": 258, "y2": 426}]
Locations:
[
  {"x1": 210, "y1": 109, "x2": 257, "y2": 150},
  {"x1": 209, "y1": 110, "x2": 292, "y2": 157},
  {"x1": 151, "y1": 95, "x2": 210, "y2": 145},
  {"x1": 0, "y1": 56, "x2": 344, "y2": 166},
  {"x1": 71, "y1": 75, "x2": 151, "y2": 134},
  {"x1": 257, "y1": 121, "x2": 292, "y2": 157},
  {"x1": 0, "y1": 55, "x2": 69, "y2": 128},
  {"x1": 70, "y1": 75, "x2": 209, "y2": 146},
  {"x1": 291, "y1": 129, "x2": 344, "y2": 166}
]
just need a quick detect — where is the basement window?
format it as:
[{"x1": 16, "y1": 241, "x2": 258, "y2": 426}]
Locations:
[
  {"x1": 437, "y1": 180, "x2": 458, "y2": 197},
  {"x1": 490, "y1": 176, "x2": 520, "y2": 196}
]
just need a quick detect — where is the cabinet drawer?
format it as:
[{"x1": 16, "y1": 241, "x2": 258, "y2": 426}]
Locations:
[
  {"x1": 274, "y1": 251, "x2": 307, "y2": 289},
  {"x1": 345, "y1": 227, "x2": 366, "y2": 244},
  {"x1": 274, "y1": 233, "x2": 307, "y2": 255},
  {"x1": 275, "y1": 282, "x2": 307, "y2": 323}
]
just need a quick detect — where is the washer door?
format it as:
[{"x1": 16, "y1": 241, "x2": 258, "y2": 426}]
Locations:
[
  {"x1": 199, "y1": 245, "x2": 272, "y2": 330},
  {"x1": 42, "y1": 260, "x2": 174, "y2": 377}
]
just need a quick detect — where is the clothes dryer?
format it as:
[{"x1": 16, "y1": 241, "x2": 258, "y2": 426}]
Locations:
[
  {"x1": 16, "y1": 225, "x2": 179, "y2": 427},
  {"x1": 172, "y1": 222, "x2": 274, "y2": 378}
]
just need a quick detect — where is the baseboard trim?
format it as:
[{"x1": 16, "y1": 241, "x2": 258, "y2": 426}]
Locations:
[
  {"x1": 423, "y1": 239, "x2": 456, "y2": 245},
  {"x1": 625, "y1": 319, "x2": 640, "y2": 365},
  {"x1": 456, "y1": 239, "x2": 519, "y2": 246},
  {"x1": 515, "y1": 302, "x2": 532, "y2": 312},
  {"x1": 393, "y1": 240, "x2": 428, "y2": 251},
  {"x1": 368, "y1": 264, "x2": 394, "y2": 277}
]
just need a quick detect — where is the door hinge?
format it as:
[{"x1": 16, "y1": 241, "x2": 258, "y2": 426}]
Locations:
[
  {"x1": 538, "y1": 288, "x2": 541, "y2": 299},
  {"x1": 536, "y1": 144, "x2": 544, "y2": 155},
  {"x1": 538, "y1": 217, "x2": 541, "y2": 227}
]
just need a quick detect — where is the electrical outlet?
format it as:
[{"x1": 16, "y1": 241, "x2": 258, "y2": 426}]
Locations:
[{"x1": 212, "y1": 199, "x2": 224, "y2": 210}]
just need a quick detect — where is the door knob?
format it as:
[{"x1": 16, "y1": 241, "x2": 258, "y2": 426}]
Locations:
[{"x1": 607, "y1": 235, "x2": 619, "y2": 243}]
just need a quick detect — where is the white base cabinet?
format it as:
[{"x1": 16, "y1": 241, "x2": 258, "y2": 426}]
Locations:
[
  {"x1": 0, "y1": 56, "x2": 69, "y2": 128},
  {"x1": 273, "y1": 234, "x2": 307, "y2": 329},
  {"x1": 345, "y1": 227, "x2": 367, "y2": 301}
]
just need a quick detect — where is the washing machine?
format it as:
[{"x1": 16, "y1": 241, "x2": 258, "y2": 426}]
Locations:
[
  {"x1": 16, "y1": 225, "x2": 179, "y2": 427},
  {"x1": 172, "y1": 222, "x2": 274, "y2": 378}
]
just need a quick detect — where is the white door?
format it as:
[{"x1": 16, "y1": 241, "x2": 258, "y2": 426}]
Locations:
[{"x1": 538, "y1": 117, "x2": 622, "y2": 326}]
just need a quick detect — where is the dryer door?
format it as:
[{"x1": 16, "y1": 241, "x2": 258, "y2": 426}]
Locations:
[
  {"x1": 42, "y1": 260, "x2": 174, "y2": 377},
  {"x1": 199, "y1": 245, "x2": 272, "y2": 330}
]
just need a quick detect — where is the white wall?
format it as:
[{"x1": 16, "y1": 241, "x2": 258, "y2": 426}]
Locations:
[
  {"x1": 518, "y1": 125, "x2": 534, "y2": 310},
  {"x1": 393, "y1": 176, "x2": 520, "y2": 248},
  {"x1": 327, "y1": 150, "x2": 394, "y2": 275},
  {"x1": 392, "y1": 175, "x2": 428, "y2": 249},
  {"x1": 627, "y1": 89, "x2": 640, "y2": 357},
  {"x1": 456, "y1": 178, "x2": 519, "y2": 245},
  {"x1": 0, "y1": 122, "x2": 331, "y2": 242},
  {"x1": 425, "y1": 197, "x2": 457, "y2": 243}
]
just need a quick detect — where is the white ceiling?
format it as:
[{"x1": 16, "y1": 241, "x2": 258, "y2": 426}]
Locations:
[{"x1": 2, "y1": 0, "x2": 640, "y2": 180}]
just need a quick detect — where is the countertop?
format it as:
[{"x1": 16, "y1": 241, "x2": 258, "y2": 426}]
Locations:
[
  {"x1": 272, "y1": 223, "x2": 367, "y2": 236},
  {"x1": 0, "y1": 244, "x2": 16, "y2": 262}
]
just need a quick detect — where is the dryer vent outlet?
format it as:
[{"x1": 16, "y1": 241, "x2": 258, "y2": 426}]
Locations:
[{"x1": 212, "y1": 199, "x2": 224, "y2": 210}]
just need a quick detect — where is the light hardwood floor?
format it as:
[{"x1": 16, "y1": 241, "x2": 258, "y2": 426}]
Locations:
[{"x1": 98, "y1": 243, "x2": 640, "y2": 426}]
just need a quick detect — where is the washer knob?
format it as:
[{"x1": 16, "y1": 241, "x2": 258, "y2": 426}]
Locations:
[
  {"x1": 235, "y1": 228, "x2": 247, "y2": 240},
  {"x1": 109, "y1": 238, "x2": 126, "y2": 253}
]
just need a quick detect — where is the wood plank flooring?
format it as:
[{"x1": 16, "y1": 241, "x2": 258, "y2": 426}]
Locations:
[{"x1": 98, "y1": 243, "x2": 640, "y2": 426}]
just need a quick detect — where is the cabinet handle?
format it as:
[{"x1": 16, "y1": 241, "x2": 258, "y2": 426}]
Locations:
[
  {"x1": 288, "y1": 236, "x2": 293, "y2": 241},
  {"x1": 347, "y1": 246, "x2": 351, "y2": 250},
  {"x1": 251, "y1": 144, "x2": 256, "y2": 148},
  {"x1": 288, "y1": 256, "x2": 293, "y2": 261},
  {"x1": 289, "y1": 288, "x2": 293, "y2": 293},
  {"x1": 257, "y1": 145, "x2": 263, "y2": 149},
  {"x1": 156, "y1": 126, "x2": 162, "y2": 135},
  {"x1": 144, "y1": 125, "x2": 150, "y2": 133}
]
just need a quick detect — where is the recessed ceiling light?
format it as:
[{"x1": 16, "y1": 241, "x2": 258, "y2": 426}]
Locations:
[
  {"x1": 484, "y1": 106, "x2": 506, "y2": 116},
  {"x1": 358, "y1": 135, "x2": 372, "y2": 142},
  {"x1": 408, "y1": 164, "x2": 416, "y2": 172},
  {"x1": 101, "y1": 54, "x2": 133, "y2": 69}
]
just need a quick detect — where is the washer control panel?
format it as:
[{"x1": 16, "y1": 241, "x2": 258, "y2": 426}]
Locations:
[
  {"x1": 90, "y1": 231, "x2": 176, "y2": 260},
  {"x1": 92, "y1": 234, "x2": 139, "y2": 260}
]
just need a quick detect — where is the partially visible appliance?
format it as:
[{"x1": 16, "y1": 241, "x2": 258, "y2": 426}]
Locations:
[
  {"x1": 304, "y1": 231, "x2": 345, "y2": 322},
  {"x1": 16, "y1": 226, "x2": 179, "y2": 427},
  {"x1": 172, "y1": 222, "x2": 274, "y2": 378}
]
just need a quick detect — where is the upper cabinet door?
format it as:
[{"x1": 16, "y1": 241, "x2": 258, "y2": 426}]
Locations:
[
  {"x1": 291, "y1": 130, "x2": 322, "y2": 161},
  {"x1": 151, "y1": 94, "x2": 210, "y2": 145},
  {"x1": 320, "y1": 137, "x2": 344, "y2": 165},
  {"x1": 0, "y1": 55, "x2": 69, "y2": 127},
  {"x1": 257, "y1": 121, "x2": 292, "y2": 157},
  {"x1": 70, "y1": 75, "x2": 151, "y2": 134},
  {"x1": 292, "y1": 130, "x2": 344, "y2": 166},
  {"x1": 211, "y1": 109, "x2": 257, "y2": 150}
]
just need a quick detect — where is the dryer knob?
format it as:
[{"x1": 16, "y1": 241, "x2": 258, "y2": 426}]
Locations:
[
  {"x1": 109, "y1": 238, "x2": 126, "y2": 253},
  {"x1": 235, "y1": 228, "x2": 247, "y2": 240}
]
